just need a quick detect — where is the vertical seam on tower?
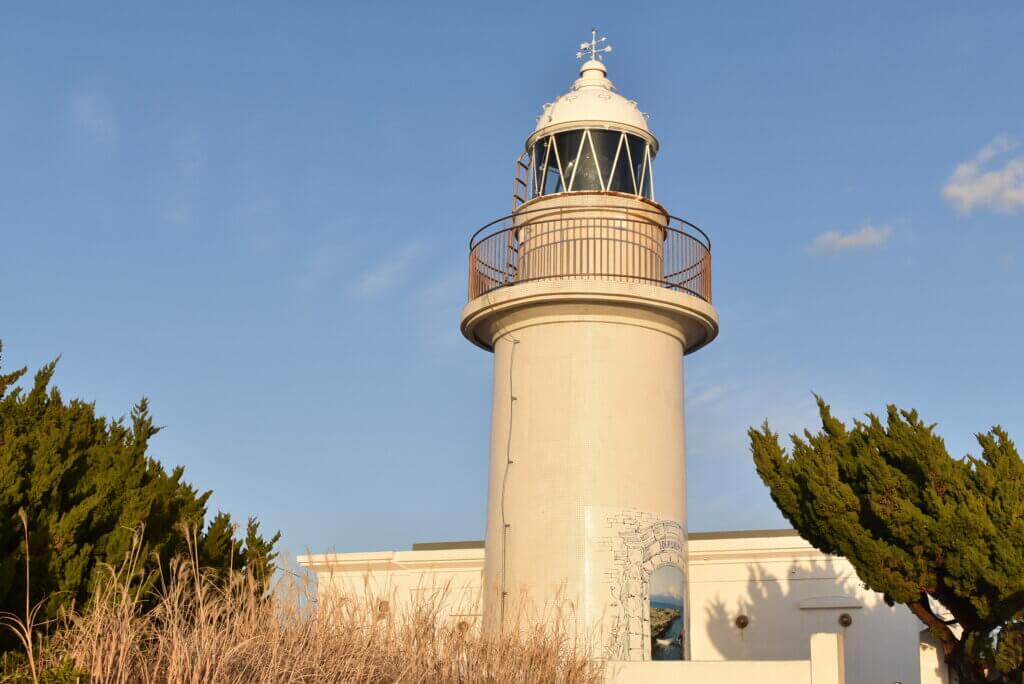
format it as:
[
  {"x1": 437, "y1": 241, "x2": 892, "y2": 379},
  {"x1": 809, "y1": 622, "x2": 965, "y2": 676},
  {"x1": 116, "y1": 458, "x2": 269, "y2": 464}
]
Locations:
[{"x1": 499, "y1": 334, "x2": 519, "y2": 630}]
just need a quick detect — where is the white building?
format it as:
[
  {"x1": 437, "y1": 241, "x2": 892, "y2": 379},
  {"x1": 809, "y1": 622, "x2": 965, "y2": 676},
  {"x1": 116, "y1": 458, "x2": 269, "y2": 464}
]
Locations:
[
  {"x1": 300, "y1": 531, "x2": 946, "y2": 683},
  {"x1": 300, "y1": 34, "x2": 948, "y2": 684}
]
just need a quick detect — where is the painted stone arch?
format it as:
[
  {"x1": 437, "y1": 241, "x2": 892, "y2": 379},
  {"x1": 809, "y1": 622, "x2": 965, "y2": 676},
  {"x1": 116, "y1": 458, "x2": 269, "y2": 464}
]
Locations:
[
  {"x1": 599, "y1": 511, "x2": 687, "y2": 662},
  {"x1": 639, "y1": 520, "x2": 685, "y2": 576}
]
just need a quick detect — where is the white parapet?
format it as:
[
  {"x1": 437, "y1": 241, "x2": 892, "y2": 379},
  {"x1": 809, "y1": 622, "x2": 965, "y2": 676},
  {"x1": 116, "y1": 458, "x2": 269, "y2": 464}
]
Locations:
[
  {"x1": 607, "y1": 659, "x2": 811, "y2": 684},
  {"x1": 607, "y1": 633, "x2": 844, "y2": 684}
]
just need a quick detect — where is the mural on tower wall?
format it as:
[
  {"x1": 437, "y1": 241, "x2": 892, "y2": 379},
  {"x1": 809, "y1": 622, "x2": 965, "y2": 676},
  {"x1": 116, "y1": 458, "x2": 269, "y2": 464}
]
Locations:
[
  {"x1": 649, "y1": 564, "x2": 686, "y2": 660},
  {"x1": 584, "y1": 507, "x2": 688, "y2": 661}
]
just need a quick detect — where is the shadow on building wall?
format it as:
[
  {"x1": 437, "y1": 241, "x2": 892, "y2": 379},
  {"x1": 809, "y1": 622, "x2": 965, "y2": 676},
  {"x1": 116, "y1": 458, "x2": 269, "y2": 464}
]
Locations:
[
  {"x1": 700, "y1": 558, "x2": 933, "y2": 684},
  {"x1": 703, "y1": 559, "x2": 854, "y2": 660}
]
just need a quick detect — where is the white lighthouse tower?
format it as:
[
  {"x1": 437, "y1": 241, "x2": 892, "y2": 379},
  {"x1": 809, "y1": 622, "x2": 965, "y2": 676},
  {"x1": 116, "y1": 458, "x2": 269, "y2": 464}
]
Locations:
[{"x1": 460, "y1": 33, "x2": 718, "y2": 661}]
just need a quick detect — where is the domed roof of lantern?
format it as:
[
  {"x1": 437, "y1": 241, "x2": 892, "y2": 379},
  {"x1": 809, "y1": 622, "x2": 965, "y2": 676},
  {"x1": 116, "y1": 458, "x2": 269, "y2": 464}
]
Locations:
[{"x1": 528, "y1": 31, "x2": 656, "y2": 152}]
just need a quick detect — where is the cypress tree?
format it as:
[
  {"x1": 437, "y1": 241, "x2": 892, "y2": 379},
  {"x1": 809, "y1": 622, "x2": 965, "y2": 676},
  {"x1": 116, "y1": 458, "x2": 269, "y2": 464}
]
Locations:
[
  {"x1": 750, "y1": 396, "x2": 1024, "y2": 683},
  {"x1": 0, "y1": 344, "x2": 279, "y2": 652}
]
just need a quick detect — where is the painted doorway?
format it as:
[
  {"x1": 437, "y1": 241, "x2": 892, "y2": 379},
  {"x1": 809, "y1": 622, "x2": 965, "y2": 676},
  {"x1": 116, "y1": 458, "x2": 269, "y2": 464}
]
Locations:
[{"x1": 649, "y1": 564, "x2": 686, "y2": 660}]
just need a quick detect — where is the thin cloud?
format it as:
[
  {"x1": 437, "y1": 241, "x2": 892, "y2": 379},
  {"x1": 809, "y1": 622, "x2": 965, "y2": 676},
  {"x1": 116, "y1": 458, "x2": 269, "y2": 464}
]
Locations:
[
  {"x1": 162, "y1": 128, "x2": 208, "y2": 226},
  {"x1": 412, "y1": 270, "x2": 466, "y2": 350},
  {"x1": 942, "y1": 135, "x2": 1024, "y2": 214},
  {"x1": 297, "y1": 249, "x2": 340, "y2": 293},
  {"x1": 414, "y1": 270, "x2": 464, "y2": 306},
  {"x1": 810, "y1": 224, "x2": 892, "y2": 254},
  {"x1": 651, "y1": 582, "x2": 682, "y2": 600},
  {"x1": 685, "y1": 371, "x2": 822, "y2": 461},
  {"x1": 351, "y1": 244, "x2": 421, "y2": 298},
  {"x1": 688, "y1": 383, "x2": 727, "y2": 410},
  {"x1": 68, "y1": 91, "x2": 117, "y2": 145}
]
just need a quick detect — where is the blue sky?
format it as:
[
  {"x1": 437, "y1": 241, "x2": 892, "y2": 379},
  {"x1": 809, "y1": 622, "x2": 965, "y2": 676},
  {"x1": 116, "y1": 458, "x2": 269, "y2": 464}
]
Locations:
[{"x1": 2, "y1": 3, "x2": 1022, "y2": 561}]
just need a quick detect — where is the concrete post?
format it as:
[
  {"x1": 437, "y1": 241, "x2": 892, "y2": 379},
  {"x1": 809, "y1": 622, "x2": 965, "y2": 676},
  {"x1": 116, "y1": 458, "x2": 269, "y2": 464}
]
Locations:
[{"x1": 810, "y1": 632, "x2": 846, "y2": 684}]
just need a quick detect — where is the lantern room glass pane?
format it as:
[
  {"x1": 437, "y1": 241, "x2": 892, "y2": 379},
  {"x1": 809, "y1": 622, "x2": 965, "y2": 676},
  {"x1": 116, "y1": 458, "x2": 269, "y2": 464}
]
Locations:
[
  {"x1": 544, "y1": 163, "x2": 564, "y2": 195},
  {"x1": 571, "y1": 131, "x2": 603, "y2": 191},
  {"x1": 640, "y1": 151, "x2": 653, "y2": 199},
  {"x1": 604, "y1": 132, "x2": 636, "y2": 193},
  {"x1": 627, "y1": 136, "x2": 648, "y2": 197},
  {"x1": 590, "y1": 130, "x2": 621, "y2": 191},
  {"x1": 554, "y1": 130, "x2": 583, "y2": 192},
  {"x1": 532, "y1": 139, "x2": 550, "y2": 197}
]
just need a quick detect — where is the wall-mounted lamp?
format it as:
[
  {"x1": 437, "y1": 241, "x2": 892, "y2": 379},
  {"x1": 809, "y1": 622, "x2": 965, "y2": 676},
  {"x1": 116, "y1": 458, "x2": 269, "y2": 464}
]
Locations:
[
  {"x1": 838, "y1": 612, "x2": 853, "y2": 628},
  {"x1": 735, "y1": 614, "x2": 750, "y2": 629}
]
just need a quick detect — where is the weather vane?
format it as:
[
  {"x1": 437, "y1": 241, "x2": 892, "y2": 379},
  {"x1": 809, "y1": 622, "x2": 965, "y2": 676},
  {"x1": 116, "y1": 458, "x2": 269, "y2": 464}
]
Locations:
[{"x1": 576, "y1": 28, "x2": 612, "y2": 61}]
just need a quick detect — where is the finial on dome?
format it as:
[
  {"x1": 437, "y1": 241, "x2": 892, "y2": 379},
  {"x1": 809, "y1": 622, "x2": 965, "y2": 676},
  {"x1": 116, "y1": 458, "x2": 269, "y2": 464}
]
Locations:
[{"x1": 576, "y1": 28, "x2": 612, "y2": 62}]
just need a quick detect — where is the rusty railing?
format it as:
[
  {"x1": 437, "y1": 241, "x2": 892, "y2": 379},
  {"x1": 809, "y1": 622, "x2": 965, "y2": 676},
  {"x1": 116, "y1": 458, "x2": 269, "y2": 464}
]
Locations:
[{"x1": 467, "y1": 203, "x2": 712, "y2": 303}]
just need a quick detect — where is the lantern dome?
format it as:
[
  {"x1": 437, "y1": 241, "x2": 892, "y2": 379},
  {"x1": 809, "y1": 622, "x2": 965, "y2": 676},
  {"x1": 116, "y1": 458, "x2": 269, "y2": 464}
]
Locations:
[{"x1": 528, "y1": 60, "x2": 656, "y2": 151}]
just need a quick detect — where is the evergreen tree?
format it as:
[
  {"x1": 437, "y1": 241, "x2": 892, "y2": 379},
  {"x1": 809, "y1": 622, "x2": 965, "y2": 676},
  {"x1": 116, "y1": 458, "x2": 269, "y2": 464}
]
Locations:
[
  {"x1": 750, "y1": 397, "x2": 1024, "y2": 683},
  {"x1": 0, "y1": 344, "x2": 280, "y2": 651}
]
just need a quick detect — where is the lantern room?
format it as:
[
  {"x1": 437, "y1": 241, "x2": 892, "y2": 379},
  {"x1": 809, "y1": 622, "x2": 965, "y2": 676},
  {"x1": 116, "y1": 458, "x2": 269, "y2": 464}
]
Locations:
[{"x1": 524, "y1": 58, "x2": 658, "y2": 201}]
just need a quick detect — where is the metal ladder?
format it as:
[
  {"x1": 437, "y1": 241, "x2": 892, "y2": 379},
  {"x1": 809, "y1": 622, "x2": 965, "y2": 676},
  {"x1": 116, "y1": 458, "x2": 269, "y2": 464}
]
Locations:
[
  {"x1": 512, "y1": 152, "x2": 530, "y2": 212},
  {"x1": 505, "y1": 152, "x2": 530, "y2": 284}
]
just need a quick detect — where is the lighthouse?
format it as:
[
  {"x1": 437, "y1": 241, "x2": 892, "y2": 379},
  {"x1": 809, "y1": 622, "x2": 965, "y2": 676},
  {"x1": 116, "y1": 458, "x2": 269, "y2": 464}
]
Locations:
[{"x1": 460, "y1": 33, "x2": 718, "y2": 661}]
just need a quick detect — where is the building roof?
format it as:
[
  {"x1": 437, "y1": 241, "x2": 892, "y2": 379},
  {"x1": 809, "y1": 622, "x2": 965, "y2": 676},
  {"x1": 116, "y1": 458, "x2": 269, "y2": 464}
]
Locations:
[
  {"x1": 411, "y1": 529, "x2": 799, "y2": 551},
  {"x1": 411, "y1": 540, "x2": 486, "y2": 551}
]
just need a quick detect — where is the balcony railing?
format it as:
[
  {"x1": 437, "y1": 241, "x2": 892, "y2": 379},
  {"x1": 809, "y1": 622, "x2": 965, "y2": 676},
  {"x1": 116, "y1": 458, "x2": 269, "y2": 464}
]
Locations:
[{"x1": 467, "y1": 203, "x2": 712, "y2": 303}]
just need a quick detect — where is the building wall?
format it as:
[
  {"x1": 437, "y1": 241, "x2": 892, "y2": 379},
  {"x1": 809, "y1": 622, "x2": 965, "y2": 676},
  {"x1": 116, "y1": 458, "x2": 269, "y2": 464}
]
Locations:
[
  {"x1": 298, "y1": 530, "x2": 939, "y2": 684},
  {"x1": 688, "y1": 531, "x2": 925, "y2": 684},
  {"x1": 302, "y1": 548, "x2": 483, "y2": 622}
]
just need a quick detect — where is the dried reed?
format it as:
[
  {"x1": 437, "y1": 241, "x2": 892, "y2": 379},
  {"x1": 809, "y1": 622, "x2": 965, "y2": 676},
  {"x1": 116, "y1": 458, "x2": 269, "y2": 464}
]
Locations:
[{"x1": 9, "y1": 543, "x2": 603, "y2": 684}]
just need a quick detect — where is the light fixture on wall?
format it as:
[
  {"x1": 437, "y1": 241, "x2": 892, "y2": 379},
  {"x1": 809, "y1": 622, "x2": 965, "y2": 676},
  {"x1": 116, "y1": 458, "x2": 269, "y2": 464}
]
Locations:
[
  {"x1": 735, "y1": 613, "x2": 750, "y2": 642},
  {"x1": 838, "y1": 613, "x2": 853, "y2": 628}
]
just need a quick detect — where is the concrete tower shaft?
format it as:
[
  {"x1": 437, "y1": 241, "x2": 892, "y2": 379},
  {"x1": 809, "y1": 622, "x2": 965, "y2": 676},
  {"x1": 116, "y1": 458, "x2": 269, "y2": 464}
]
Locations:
[{"x1": 461, "y1": 44, "x2": 718, "y2": 661}]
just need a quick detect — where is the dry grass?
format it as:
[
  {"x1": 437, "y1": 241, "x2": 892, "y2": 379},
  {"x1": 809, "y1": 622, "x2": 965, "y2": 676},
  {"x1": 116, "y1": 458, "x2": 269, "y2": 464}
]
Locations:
[{"x1": 5, "y1": 543, "x2": 604, "y2": 684}]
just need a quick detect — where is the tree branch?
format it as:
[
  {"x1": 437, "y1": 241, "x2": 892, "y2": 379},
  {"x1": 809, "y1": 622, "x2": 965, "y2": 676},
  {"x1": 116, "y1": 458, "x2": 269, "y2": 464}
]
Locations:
[{"x1": 908, "y1": 594, "x2": 957, "y2": 659}]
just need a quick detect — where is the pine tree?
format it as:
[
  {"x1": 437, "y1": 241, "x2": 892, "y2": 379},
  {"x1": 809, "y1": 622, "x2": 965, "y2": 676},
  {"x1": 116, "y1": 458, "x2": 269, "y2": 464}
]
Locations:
[
  {"x1": 750, "y1": 396, "x2": 1024, "y2": 683},
  {"x1": 0, "y1": 344, "x2": 280, "y2": 652}
]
